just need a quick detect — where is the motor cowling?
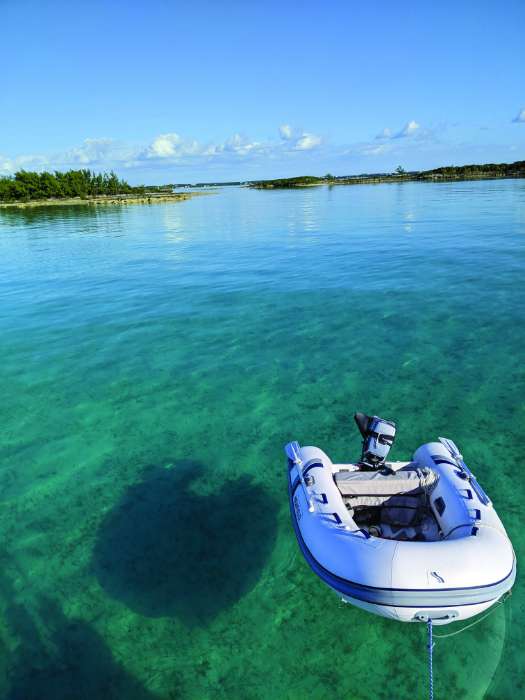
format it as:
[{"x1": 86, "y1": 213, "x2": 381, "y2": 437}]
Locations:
[{"x1": 354, "y1": 412, "x2": 396, "y2": 469}]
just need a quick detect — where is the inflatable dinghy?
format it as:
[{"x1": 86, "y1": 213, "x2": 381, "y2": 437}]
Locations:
[{"x1": 285, "y1": 414, "x2": 516, "y2": 625}]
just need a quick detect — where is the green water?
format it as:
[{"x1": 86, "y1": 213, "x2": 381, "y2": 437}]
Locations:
[{"x1": 0, "y1": 180, "x2": 523, "y2": 699}]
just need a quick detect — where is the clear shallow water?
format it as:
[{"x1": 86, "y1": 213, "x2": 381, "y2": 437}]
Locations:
[{"x1": 0, "y1": 180, "x2": 524, "y2": 699}]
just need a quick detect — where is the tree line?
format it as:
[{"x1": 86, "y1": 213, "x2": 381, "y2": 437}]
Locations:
[
  {"x1": 420, "y1": 161, "x2": 525, "y2": 178},
  {"x1": 251, "y1": 175, "x2": 325, "y2": 189},
  {"x1": 0, "y1": 169, "x2": 143, "y2": 202}
]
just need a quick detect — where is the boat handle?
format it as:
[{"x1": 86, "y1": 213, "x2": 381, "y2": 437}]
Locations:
[
  {"x1": 352, "y1": 528, "x2": 371, "y2": 539},
  {"x1": 285, "y1": 442, "x2": 315, "y2": 512}
]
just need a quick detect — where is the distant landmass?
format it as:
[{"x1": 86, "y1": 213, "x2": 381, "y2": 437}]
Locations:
[{"x1": 247, "y1": 161, "x2": 525, "y2": 189}]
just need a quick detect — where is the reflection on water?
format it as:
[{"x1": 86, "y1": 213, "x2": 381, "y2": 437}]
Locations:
[
  {"x1": 0, "y1": 202, "x2": 125, "y2": 232},
  {"x1": 162, "y1": 207, "x2": 187, "y2": 262}
]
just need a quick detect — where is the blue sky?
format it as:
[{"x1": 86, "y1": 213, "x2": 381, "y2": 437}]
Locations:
[{"x1": 1, "y1": 0, "x2": 524, "y2": 183}]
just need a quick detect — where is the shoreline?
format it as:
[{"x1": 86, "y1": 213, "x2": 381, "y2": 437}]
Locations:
[{"x1": 0, "y1": 191, "x2": 211, "y2": 209}]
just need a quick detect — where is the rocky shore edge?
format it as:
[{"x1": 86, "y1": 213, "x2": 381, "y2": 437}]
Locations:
[{"x1": 0, "y1": 192, "x2": 210, "y2": 209}]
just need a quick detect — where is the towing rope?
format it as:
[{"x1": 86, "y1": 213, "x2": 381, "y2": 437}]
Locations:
[
  {"x1": 427, "y1": 619, "x2": 434, "y2": 700},
  {"x1": 433, "y1": 591, "x2": 511, "y2": 639}
]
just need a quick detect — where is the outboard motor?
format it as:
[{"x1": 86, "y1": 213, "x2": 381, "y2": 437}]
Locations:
[{"x1": 354, "y1": 412, "x2": 396, "y2": 469}]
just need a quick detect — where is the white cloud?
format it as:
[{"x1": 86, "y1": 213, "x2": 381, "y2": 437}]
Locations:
[
  {"x1": 223, "y1": 133, "x2": 265, "y2": 155},
  {"x1": 148, "y1": 133, "x2": 182, "y2": 158},
  {"x1": 293, "y1": 132, "x2": 322, "y2": 150},
  {"x1": 141, "y1": 127, "x2": 322, "y2": 161},
  {"x1": 376, "y1": 120, "x2": 421, "y2": 140},
  {"x1": 278, "y1": 124, "x2": 322, "y2": 150},
  {"x1": 0, "y1": 153, "x2": 49, "y2": 175},
  {"x1": 360, "y1": 143, "x2": 391, "y2": 156},
  {"x1": 396, "y1": 120, "x2": 420, "y2": 138},
  {"x1": 140, "y1": 132, "x2": 268, "y2": 162},
  {"x1": 64, "y1": 137, "x2": 116, "y2": 164},
  {"x1": 347, "y1": 121, "x2": 439, "y2": 162},
  {"x1": 201, "y1": 144, "x2": 221, "y2": 157},
  {"x1": 144, "y1": 133, "x2": 203, "y2": 159},
  {"x1": 512, "y1": 108, "x2": 525, "y2": 123},
  {"x1": 279, "y1": 124, "x2": 293, "y2": 140},
  {"x1": 0, "y1": 124, "x2": 327, "y2": 176},
  {"x1": 0, "y1": 120, "x2": 445, "y2": 178}
]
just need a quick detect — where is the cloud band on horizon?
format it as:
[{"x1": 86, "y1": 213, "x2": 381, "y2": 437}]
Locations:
[{"x1": 0, "y1": 125, "x2": 324, "y2": 176}]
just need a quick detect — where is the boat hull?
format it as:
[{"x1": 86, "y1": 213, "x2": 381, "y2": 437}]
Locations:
[{"x1": 287, "y1": 443, "x2": 516, "y2": 625}]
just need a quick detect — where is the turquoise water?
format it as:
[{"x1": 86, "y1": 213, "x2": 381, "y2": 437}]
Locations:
[{"x1": 0, "y1": 180, "x2": 524, "y2": 699}]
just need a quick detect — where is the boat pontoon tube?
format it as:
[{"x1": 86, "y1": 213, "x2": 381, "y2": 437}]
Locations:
[{"x1": 286, "y1": 441, "x2": 515, "y2": 625}]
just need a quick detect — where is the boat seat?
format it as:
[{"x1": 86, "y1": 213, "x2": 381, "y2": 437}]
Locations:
[
  {"x1": 335, "y1": 467, "x2": 436, "y2": 498},
  {"x1": 336, "y1": 469, "x2": 438, "y2": 528},
  {"x1": 345, "y1": 493, "x2": 424, "y2": 509}
]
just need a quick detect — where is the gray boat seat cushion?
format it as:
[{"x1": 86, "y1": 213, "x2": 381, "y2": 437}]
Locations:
[
  {"x1": 335, "y1": 467, "x2": 437, "y2": 497},
  {"x1": 347, "y1": 493, "x2": 424, "y2": 510}
]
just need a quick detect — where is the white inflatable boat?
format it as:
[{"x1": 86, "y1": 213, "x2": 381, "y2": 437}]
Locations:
[{"x1": 285, "y1": 413, "x2": 516, "y2": 626}]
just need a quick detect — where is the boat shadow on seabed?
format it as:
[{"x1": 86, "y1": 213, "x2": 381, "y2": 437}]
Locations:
[{"x1": 92, "y1": 459, "x2": 278, "y2": 626}]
